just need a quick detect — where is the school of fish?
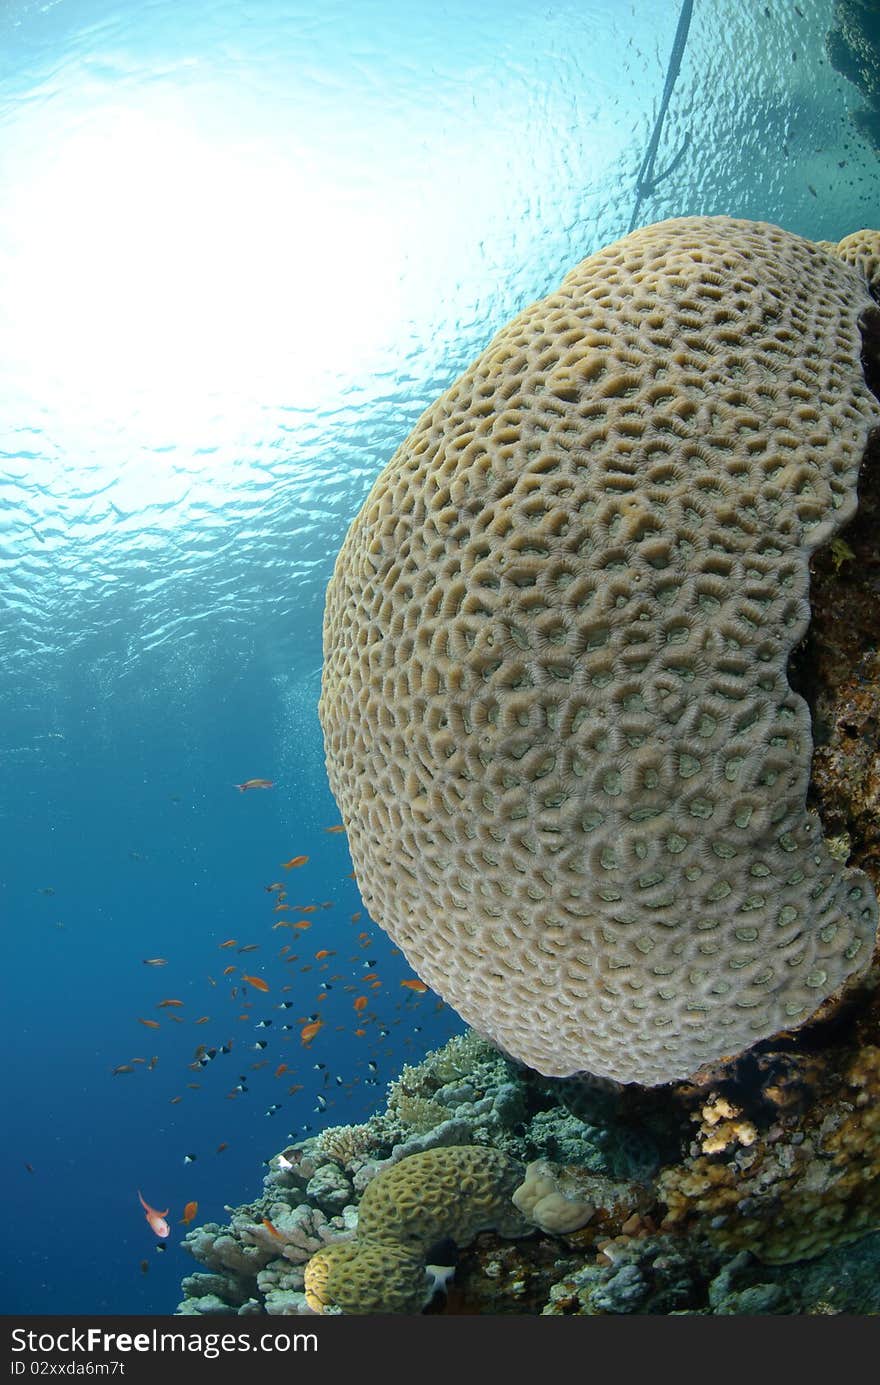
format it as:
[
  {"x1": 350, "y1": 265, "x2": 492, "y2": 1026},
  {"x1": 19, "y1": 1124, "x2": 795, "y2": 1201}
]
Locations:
[{"x1": 93, "y1": 793, "x2": 451, "y2": 1275}]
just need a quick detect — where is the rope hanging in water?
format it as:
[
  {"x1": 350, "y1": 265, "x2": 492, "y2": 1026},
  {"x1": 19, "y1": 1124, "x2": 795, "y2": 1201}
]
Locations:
[{"x1": 628, "y1": 0, "x2": 694, "y2": 233}]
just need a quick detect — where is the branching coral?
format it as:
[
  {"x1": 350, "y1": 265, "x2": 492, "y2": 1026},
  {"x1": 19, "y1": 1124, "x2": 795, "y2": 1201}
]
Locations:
[{"x1": 313, "y1": 1122, "x2": 380, "y2": 1170}]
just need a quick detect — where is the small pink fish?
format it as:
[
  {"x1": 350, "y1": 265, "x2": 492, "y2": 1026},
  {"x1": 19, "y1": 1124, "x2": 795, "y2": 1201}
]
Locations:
[{"x1": 137, "y1": 1189, "x2": 170, "y2": 1239}]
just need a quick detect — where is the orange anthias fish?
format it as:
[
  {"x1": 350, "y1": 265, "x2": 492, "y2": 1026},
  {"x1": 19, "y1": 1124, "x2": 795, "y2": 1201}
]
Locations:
[
  {"x1": 180, "y1": 1200, "x2": 198, "y2": 1226},
  {"x1": 281, "y1": 855, "x2": 308, "y2": 869},
  {"x1": 353, "y1": 996, "x2": 368, "y2": 1013},
  {"x1": 323, "y1": 824, "x2": 346, "y2": 834},
  {"x1": 400, "y1": 979, "x2": 429, "y2": 993},
  {"x1": 156, "y1": 999, "x2": 184, "y2": 1008},
  {"x1": 137, "y1": 1018, "x2": 161, "y2": 1029},
  {"x1": 241, "y1": 974, "x2": 270, "y2": 993},
  {"x1": 261, "y1": 1218, "x2": 284, "y2": 1240},
  {"x1": 137, "y1": 1190, "x2": 170, "y2": 1239},
  {"x1": 234, "y1": 779, "x2": 274, "y2": 792},
  {"x1": 300, "y1": 1020, "x2": 323, "y2": 1045},
  {"x1": 219, "y1": 939, "x2": 237, "y2": 949}
]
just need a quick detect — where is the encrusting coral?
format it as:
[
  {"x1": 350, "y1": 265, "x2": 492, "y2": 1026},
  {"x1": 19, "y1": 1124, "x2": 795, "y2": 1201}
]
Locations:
[
  {"x1": 657, "y1": 1040, "x2": 880, "y2": 1265},
  {"x1": 319, "y1": 215, "x2": 880, "y2": 1086}
]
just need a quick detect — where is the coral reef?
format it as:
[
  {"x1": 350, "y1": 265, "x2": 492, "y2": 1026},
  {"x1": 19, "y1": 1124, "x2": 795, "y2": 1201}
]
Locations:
[
  {"x1": 789, "y1": 444, "x2": 880, "y2": 887},
  {"x1": 177, "y1": 965, "x2": 880, "y2": 1315},
  {"x1": 176, "y1": 1169, "x2": 354, "y2": 1317},
  {"x1": 512, "y1": 1159, "x2": 646, "y2": 1235},
  {"x1": 658, "y1": 1041, "x2": 880, "y2": 1265},
  {"x1": 313, "y1": 1121, "x2": 379, "y2": 1170},
  {"x1": 179, "y1": 217, "x2": 880, "y2": 1318},
  {"x1": 304, "y1": 1146, "x2": 530, "y2": 1314},
  {"x1": 319, "y1": 215, "x2": 880, "y2": 1086}
]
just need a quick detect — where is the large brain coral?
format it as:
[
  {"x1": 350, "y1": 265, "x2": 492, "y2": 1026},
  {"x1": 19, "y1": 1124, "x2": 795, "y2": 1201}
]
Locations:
[{"x1": 319, "y1": 215, "x2": 880, "y2": 1086}]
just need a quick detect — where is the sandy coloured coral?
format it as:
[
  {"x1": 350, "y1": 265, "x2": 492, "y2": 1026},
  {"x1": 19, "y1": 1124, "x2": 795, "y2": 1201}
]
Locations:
[
  {"x1": 694, "y1": 1095, "x2": 758, "y2": 1155},
  {"x1": 313, "y1": 1121, "x2": 380, "y2": 1169},
  {"x1": 512, "y1": 1159, "x2": 596, "y2": 1233},
  {"x1": 657, "y1": 1045, "x2": 880, "y2": 1262},
  {"x1": 392, "y1": 1093, "x2": 451, "y2": 1132},
  {"x1": 303, "y1": 1145, "x2": 531, "y2": 1313},
  {"x1": 357, "y1": 1145, "x2": 528, "y2": 1250},
  {"x1": 320, "y1": 215, "x2": 880, "y2": 1085},
  {"x1": 303, "y1": 1240, "x2": 429, "y2": 1315},
  {"x1": 428, "y1": 1029, "x2": 501, "y2": 1083}
]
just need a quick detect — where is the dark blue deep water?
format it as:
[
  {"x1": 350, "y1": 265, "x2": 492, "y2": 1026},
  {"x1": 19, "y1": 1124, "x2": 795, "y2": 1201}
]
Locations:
[{"x1": 2, "y1": 0, "x2": 878, "y2": 1314}]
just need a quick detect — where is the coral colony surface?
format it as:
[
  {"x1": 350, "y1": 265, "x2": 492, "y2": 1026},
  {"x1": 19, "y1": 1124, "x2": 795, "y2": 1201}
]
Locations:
[{"x1": 180, "y1": 217, "x2": 880, "y2": 1315}]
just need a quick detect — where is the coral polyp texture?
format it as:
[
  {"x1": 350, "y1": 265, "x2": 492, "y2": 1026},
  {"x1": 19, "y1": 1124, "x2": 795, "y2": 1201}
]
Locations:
[
  {"x1": 304, "y1": 1240, "x2": 429, "y2": 1316},
  {"x1": 319, "y1": 215, "x2": 880, "y2": 1085},
  {"x1": 356, "y1": 1145, "x2": 527, "y2": 1249},
  {"x1": 178, "y1": 1018, "x2": 880, "y2": 1316},
  {"x1": 303, "y1": 1146, "x2": 529, "y2": 1314}
]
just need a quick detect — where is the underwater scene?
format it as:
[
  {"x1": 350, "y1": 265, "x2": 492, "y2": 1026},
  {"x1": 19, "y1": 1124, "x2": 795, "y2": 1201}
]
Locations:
[{"x1": 2, "y1": 0, "x2": 880, "y2": 1319}]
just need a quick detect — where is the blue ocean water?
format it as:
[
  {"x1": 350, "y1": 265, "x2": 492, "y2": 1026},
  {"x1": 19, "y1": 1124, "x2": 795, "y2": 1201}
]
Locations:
[{"x1": 1, "y1": 0, "x2": 878, "y2": 1314}]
